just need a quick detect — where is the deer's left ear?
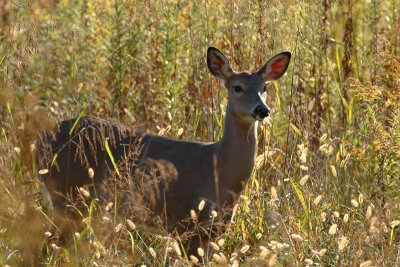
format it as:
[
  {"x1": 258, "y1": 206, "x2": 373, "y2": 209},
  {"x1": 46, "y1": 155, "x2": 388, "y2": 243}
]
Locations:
[{"x1": 257, "y1": 52, "x2": 291, "y2": 82}]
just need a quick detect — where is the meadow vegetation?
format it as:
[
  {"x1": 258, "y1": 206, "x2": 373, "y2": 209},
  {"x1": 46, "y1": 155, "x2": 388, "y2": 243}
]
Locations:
[{"x1": 0, "y1": 0, "x2": 399, "y2": 266}]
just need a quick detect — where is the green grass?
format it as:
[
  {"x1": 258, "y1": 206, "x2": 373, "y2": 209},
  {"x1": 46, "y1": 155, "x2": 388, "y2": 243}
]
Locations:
[{"x1": 0, "y1": 0, "x2": 399, "y2": 266}]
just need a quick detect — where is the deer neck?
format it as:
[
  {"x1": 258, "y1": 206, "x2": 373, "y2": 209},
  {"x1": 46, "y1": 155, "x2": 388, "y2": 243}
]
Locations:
[{"x1": 215, "y1": 107, "x2": 258, "y2": 206}]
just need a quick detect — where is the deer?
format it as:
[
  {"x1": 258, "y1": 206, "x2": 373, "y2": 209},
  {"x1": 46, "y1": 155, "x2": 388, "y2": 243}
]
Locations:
[{"x1": 36, "y1": 47, "x2": 291, "y2": 259}]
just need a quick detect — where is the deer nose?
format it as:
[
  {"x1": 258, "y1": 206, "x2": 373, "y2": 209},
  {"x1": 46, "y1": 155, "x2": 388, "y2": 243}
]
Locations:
[{"x1": 254, "y1": 104, "x2": 270, "y2": 119}]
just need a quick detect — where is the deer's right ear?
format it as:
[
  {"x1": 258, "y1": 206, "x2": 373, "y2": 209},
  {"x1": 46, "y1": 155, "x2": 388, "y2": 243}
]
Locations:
[{"x1": 207, "y1": 47, "x2": 234, "y2": 80}]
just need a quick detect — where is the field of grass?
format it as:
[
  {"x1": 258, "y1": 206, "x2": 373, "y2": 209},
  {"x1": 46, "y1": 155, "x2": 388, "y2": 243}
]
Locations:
[{"x1": 0, "y1": 0, "x2": 399, "y2": 266}]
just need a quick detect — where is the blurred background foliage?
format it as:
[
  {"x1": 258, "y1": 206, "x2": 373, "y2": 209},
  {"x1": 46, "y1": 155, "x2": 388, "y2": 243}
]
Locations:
[{"x1": 0, "y1": 0, "x2": 399, "y2": 265}]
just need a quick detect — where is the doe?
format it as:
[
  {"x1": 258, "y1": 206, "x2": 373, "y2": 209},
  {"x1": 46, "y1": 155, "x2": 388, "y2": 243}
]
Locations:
[{"x1": 36, "y1": 47, "x2": 291, "y2": 257}]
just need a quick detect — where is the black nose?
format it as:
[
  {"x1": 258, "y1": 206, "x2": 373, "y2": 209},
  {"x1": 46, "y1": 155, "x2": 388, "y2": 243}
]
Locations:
[{"x1": 254, "y1": 104, "x2": 270, "y2": 118}]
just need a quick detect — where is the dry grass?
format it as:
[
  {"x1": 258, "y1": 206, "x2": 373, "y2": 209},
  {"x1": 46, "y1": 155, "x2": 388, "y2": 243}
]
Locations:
[{"x1": 0, "y1": 0, "x2": 399, "y2": 266}]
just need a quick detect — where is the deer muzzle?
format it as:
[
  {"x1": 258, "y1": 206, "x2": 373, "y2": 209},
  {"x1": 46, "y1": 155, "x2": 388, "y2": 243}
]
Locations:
[{"x1": 253, "y1": 104, "x2": 270, "y2": 120}]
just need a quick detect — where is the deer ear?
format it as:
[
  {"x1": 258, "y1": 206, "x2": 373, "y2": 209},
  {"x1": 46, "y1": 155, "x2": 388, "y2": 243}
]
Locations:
[
  {"x1": 257, "y1": 52, "x2": 291, "y2": 82},
  {"x1": 207, "y1": 47, "x2": 234, "y2": 80}
]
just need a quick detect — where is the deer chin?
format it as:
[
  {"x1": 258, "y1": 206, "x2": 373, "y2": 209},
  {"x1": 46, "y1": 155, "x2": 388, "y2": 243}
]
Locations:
[{"x1": 252, "y1": 114, "x2": 266, "y2": 122}]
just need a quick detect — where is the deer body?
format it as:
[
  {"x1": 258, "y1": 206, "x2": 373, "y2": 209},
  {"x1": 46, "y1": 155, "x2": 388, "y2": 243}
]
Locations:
[
  {"x1": 140, "y1": 108, "x2": 259, "y2": 224},
  {"x1": 37, "y1": 47, "x2": 290, "y2": 256}
]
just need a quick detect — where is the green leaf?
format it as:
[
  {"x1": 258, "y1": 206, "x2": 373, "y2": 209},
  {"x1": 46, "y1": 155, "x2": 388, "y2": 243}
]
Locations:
[
  {"x1": 274, "y1": 82, "x2": 281, "y2": 109},
  {"x1": 389, "y1": 224, "x2": 398, "y2": 246},
  {"x1": 290, "y1": 123, "x2": 302, "y2": 137},
  {"x1": 290, "y1": 179, "x2": 307, "y2": 213},
  {"x1": 105, "y1": 138, "x2": 120, "y2": 225},
  {"x1": 104, "y1": 138, "x2": 120, "y2": 177},
  {"x1": 341, "y1": 97, "x2": 349, "y2": 110},
  {"x1": 51, "y1": 153, "x2": 58, "y2": 167},
  {"x1": 127, "y1": 230, "x2": 135, "y2": 256},
  {"x1": 290, "y1": 179, "x2": 310, "y2": 229},
  {"x1": 69, "y1": 109, "x2": 86, "y2": 136}
]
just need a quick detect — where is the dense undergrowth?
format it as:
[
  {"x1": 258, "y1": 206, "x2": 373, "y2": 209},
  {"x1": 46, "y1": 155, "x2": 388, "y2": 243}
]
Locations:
[{"x1": 0, "y1": 0, "x2": 399, "y2": 266}]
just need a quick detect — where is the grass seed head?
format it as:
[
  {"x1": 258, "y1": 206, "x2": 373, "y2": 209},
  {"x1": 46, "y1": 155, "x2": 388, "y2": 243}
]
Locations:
[
  {"x1": 276, "y1": 242, "x2": 284, "y2": 249},
  {"x1": 88, "y1": 167, "x2": 94, "y2": 179},
  {"x1": 359, "y1": 260, "x2": 373, "y2": 267},
  {"x1": 211, "y1": 210, "x2": 218, "y2": 218},
  {"x1": 198, "y1": 200, "x2": 205, "y2": 211},
  {"x1": 304, "y1": 259, "x2": 313, "y2": 265},
  {"x1": 297, "y1": 143, "x2": 308, "y2": 163},
  {"x1": 369, "y1": 225, "x2": 379, "y2": 234},
  {"x1": 105, "y1": 202, "x2": 113, "y2": 211},
  {"x1": 320, "y1": 212, "x2": 327, "y2": 222},
  {"x1": 330, "y1": 165, "x2": 337, "y2": 177},
  {"x1": 149, "y1": 247, "x2": 156, "y2": 258},
  {"x1": 343, "y1": 213, "x2": 349, "y2": 223},
  {"x1": 260, "y1": 246, "x2": 271, "y2": 258},
  {"x1": 319, "y1": 143, "x2": 329, "y2": 152},
  {"x1": 269, "y1": 254, "x2": 277, "y2": 266},
  {"x1": 232, "y1": 260, "x2": 239, "y2": 267},
  {"x1": 299, "y1": 175, "x2": 309, "y2": 186},
  {"x1": 197, "y1": 247, "x2": 204, "y2": 257},
  {"x1": 340, "y1": 153, "x2": 351, "y2": 168},
  {"x1": 319, "y1": 248, "x2": 327, "y2": 256},
  {"x1": 240, "y1": 244, "x2": 250, "y2": 253},
  {"x1": 102, "y1": 216, "x2": 111, "y2": 223},
  {"x1": 313, "y1": 195, "x2": 323, "y2": 206},
  {"x1": 338, "y1": 236, "x2": 349, "y2": 251},
  {"x1": 79, "y1": 187, "x2": 90, "y2": 198},
  {"x1": 217, "y1": 238, "x2": 225, "y2": 247},
  {"x1": 358, "y1": 193, "x2": 364, "y2": 204},
  {"x1": 212, "y1": 253, "x2": 222, "y2": 263},
  {"x1": 210, "y1": 241, "x2": 219, "y2": 251},
  {"x1": 126, "y1": 219, "x2": 136, "y2": 230},
  {"x1": 390, "y1": 220, "x2": 400, "y2": 227},
  {"x1": 189, "y1": 255, "x2": 199, "y2": 264},
  {"x1": 319, "y1": 134, "x2": 327, "y2": 142},
  {"x1": 231, "y1": 204, "x2": 238, "y2": 222},
  {"x1": 190, "y1": 209, "x2": 197, "y2": 221},
  {"x1": 13, "y1": 146, "x2": 21, "y2": 154},
  {"x1": 114, "y1": 223, "x2": 122, "y2": 233},
  {"x1": 291, "y1": 234, "x2": 304, "y2": 241},
  {"x1": 172, "y1": 241, "x2": 181, "y2": 256},
  {"x1": 329, "y1": 224, "x2": 338, "y2": 235},
  {"x1": 300, "y1": 165, "x2": 309, "y2": 171},
  {"x1": 271, "y1": 186, "x2": 278, "y2": 201},
  {"x1": 366, "y1": 205, "x2": 373, "y2": 220},
  {"x1": 51, "y1": 243, "x2": 60, "y2": 251},
  {"x1": 381, "y1": 222, "x2": 389, "y2": 233},
  {"x1": 218, "y1": 252, "x2": 228, "y2": 263},
  {"x1": 351, "y1": 199, "x2": 359, "y2": 208},
  {"x1": 39, "y1": 169, "x2": 49, "y2": 175},
  {"x1": 30, "y1": 143, "x2": 36, "y2": 152}
]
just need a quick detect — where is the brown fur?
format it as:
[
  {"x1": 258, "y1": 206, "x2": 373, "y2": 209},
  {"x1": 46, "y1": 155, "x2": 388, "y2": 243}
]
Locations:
[{"x1": 35, "y1": 47, "x2": 291, "y2": 257}]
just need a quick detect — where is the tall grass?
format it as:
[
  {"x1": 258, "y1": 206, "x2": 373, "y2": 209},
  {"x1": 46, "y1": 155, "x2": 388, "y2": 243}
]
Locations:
[{"x1": 0, "y1": 0, "x2": 399, "y2": 265}]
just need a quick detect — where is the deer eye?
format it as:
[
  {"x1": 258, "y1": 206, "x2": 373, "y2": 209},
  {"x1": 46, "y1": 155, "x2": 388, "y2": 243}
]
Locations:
[{"x1": 233, "y1": 86, "x2": 243, "y2": 93}]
